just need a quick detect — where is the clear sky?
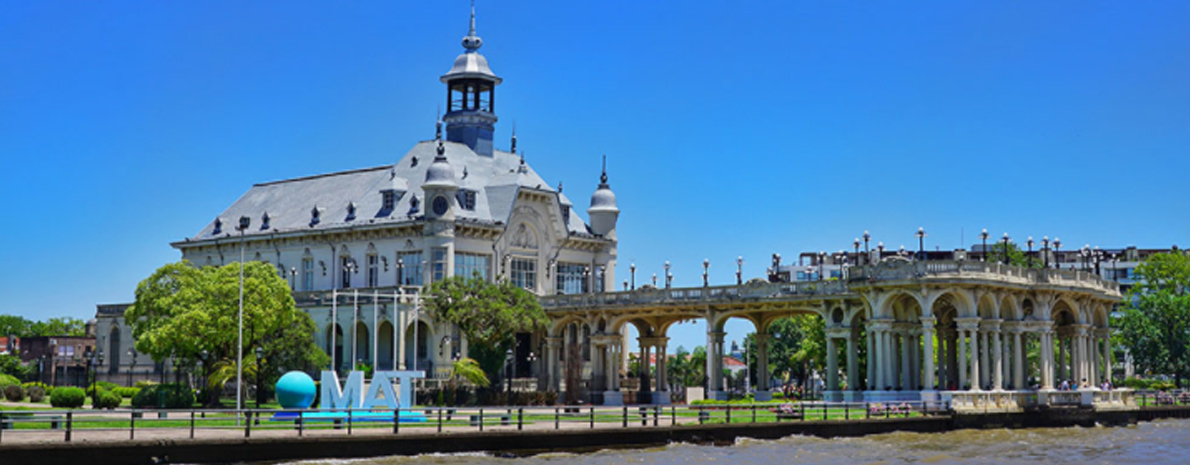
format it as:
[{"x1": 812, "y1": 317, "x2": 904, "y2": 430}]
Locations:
[{"x1": 1, "y1": 1, "x2": 1187, "y2": 352}]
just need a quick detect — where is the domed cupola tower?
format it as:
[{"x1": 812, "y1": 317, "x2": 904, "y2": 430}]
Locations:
[
  {"x1": 441, "y1": 3, "x2": 502, "y2": 157},
  {"x1": 587, "y1": 156, "x2": 619, "y2": 238},
  {"x1": 423, "y1": 126, "x2": 459, "y2": 222}
]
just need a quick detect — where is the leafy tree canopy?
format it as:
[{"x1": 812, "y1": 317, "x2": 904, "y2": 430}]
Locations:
[
  {"x1": 423, "y1": 275, "x2": 547, "y2": 379},
  {"x1": 0, "y1": 315, "x2": 86, "y2": 338},
  {"x1": 125, "y1": 260, "x2": 329, "y2": 400},
  {"x1": 1114, "y1": 252, "x2": 1190, "y2": 387}
]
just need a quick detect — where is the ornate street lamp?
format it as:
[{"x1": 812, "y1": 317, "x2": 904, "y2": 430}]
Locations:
[
  {"x1": 1054, "y1": 238, "x2": 1062, "y2": 269},
  {"x1": 1042, "y1": 236, "x2": 1050, "y2": 268},
  {"x1": 235, "y1": 215, "x2": 250, "y2": 417},
  {"x1": 289, "y1": 267, "x2": 297, "y2": 291},
  {"x1": 652, "y1": 273, "x2": 657, "y2": 288},
  {"x1": 853, "y1": 238, "x2": 861, "y2": 265},
  {"x1": 863, "y1": 231, "x2": 871, "y2": 261},
  {"x1": 1027, "y1": 237, "x2": 1035, "y2": 267},
  {"x1": 877, "y1": 242, "x2": 885, "y2": 262},
  {"x1": 702, "y1": 259, "x2": 710, "y2": 287},
  {"x1": 735, "y1": 256, "x2": 744, "y2": 285},
  {"x1": 981, "y1": 229, "x2": 990, "y2": 262},
  {"x1": 664, "y1": 261, "x2": 672, "y2": 289},
  {"x1": 396, "y1": 257, "x2": 405, "y2": 286},
  {"x1": 630, "y1": 263, "x2": 636, "y2": 290},
  {"x1": 128, "y1": 348, "x2": 138, "y2": 387},
  {"x1": 1002, "y1": 233, "x2": 1011, "y2": 265},
  {"x1": 916, "y1": 227, "x2": 927, "y2": 261},
  {"x1": 254, "y1": 346, "x2": 264, "y2": 409}
]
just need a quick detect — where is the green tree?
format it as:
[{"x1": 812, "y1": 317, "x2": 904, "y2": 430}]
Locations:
[
  {"x1": 1114, "y1": 252, "x2": 1190, "y2": 387},
  {"x1": 0, "y1": 353, "x2": 30, "y2": 379},
  {"x1": 449, "y1": 357, "x2": 491, "y2": 388},
  {"x1": 125, "y1": 260, "x2": 329, "y2": 406},
  {"x1": 744, "y1": 314, "x2": 829, "y2": 392},
  {"x1": 423, "y1": 275, "x2": 548, "y2": 382},
  {"x1": 0, "y1": 315, "x2": 34, "y2": 337},
  {"x1": 985, "y1": 241, "x2": 1044, "y2": 268}
]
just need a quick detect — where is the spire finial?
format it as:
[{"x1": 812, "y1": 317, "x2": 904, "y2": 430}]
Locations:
[
  {"x1": 462, "y1": 0, "x2": 483, "y2": 52},
  {"x1": 510, "y1": 121, "x2": 517, "y2": 153},
  {"x1": 600, "y1": 154, "x2": 608, "y2": 185},
  {"x1": 435, "y1": 107, "x2": 442, "y2": 140}
]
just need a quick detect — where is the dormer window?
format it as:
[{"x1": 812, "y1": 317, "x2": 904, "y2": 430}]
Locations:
[
  {"x1": 407, "y1": 195, "x2": 420, "y2": 215},
  {"x1": 212, "y1": 218, "x2": 223, "y2": 235},
  {"x1": 346, "y1": 202, "x2": 357, "y2": 221},
  {"x1": 456, "y1": 189, "x2": 477, "y2": 211},
  {"x1": 382, "y1": 191, "x2": 395, "y2": 211},
  {"x1": 261, "y1": 212, "x2": 270, "y2": 230},
  {"x1": 310, "y1": 206, "x2": 321, "y2": 227}
]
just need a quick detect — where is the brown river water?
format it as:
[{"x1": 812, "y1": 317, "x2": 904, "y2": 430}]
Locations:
[{"x1": 282, "y1": 419, "x2": 1190, "y2": 465}]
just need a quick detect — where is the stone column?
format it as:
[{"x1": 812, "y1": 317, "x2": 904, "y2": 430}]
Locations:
[
  {"x1": 546, "y1": 336, "x2": 562, "y2": 392},
  {"x1": 992, "y1": 326, "x2": 1003, "y2": 390},
  {"x1": 900, "y1": 331, "x2": 911, "y2": 390},
  {"x1": 658, "y1": 340, "x2": 668, "y2": 392},
  {"x1": 826, "y1": 336, "x2": 839, "y2": 392},
  {"x1": 865, "y1": 328, "x2": 875, "y2": 390},
  {"x1": 756, "y1": 333, "x2": 771, "y2": 394},
  {"x1": 957, "y1": 328, "x2": 968, "y2": 390},
  {"x1": 1013, "y1": 330, "x2": 1024, "y2": 390},
  {"x1": 1057, "y1": 335, "x2": 1067, "y2": 381},
  {"x1": 1041, "y1": 329, "x2": 1055, "y2": 390},
  {"x1": 921, "y1": 318, "x2": 937, "y2": 390},
  {"x1": 846, "y1": 333, "x2": 859, "y2": 392},
  {"x1": 884, "y1": 329, "x2": 895, "y2": 390},
  {"x1": 707, "y1": 331, "x2": 725, "y2": 399},
  {"x1": 979, "y1": 330, "x2": 990, "y2": 389},
  {"x1": 1101, "y1": 329, "x2": 1112, "y2": 384},
  {"x1": 948, "y1": 331, "x2": 959, "y2": 389},
  {"x1": 936, "y1": 331, "x2": 947, "y2": 389}
]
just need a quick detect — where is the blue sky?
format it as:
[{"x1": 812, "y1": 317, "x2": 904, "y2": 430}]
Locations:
[{"x1": 1, "y1": 1, "x2": 1187, "y2": 352}]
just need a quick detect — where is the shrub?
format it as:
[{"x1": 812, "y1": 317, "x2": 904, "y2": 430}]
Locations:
[
  {"x1": 22, "y1": 381, "x2": 49, "y2": 391},
  {"x1": 4, "y1": 384, "x2": 24, "y2": 402},
  {"x1": 96, "y1": 381, "x2": 120, "y2": 391},
  {"x1": 113, "y1": 387, "x2": 140, "y2": 398},
  {"x1": 135, "y1": 380, "x2": 159, "y2": 389},
  {"x1": 27, "y1": 386, "x2": 46, "y2": 402},
  {"x1": 132, "y1": 384, "x2": 194, "y2": 409},
  {"x1": 92, "y1": 389, "x2": 122, "y2": 410},
  {"x1": 0, "y1": 373, "x2": 20, "y2": 388},
  {"x1": 50, "y1": 387, "x2": 86, "y2": 408}
]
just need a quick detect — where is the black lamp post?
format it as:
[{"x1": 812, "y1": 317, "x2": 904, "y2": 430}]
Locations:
[
  {"x1": 1027, "y1": 237, "x2": 1034, "y2": 267},
  {"x1": 1111, "y1": 254, "x2": 1118, "y2": 281},
  {"x1": 916, "y1": 227, "x2": 927, "y2": 261},
  {"x1": 1094, "y1": 246, "x2": 1103, "y2": 275},
  {"x1": 981, "y1": 229, "x2": 989, "y2": 262},
  {"x1": 128, "y1": 348, "x2": 137, "y2": 387},
  {"x1": 630, "y1": 263, "x2": 636, "y2": 290},
  {"x1": 1082, "y1": 245, "x2": 1091, "y2": 271},
  {"x1": 1054, "y1": 238, "x2": 1062, "y2": 269},
  {"x1": 863, "y1": 231, "x2": 871, "y2": 262},
  {"x1": 702, "y1": 259, "x2": 710, "y2": 287},
  {"x1": 253, "y1": 347, "x2": 265, "y2": 409},
  {"x1": 1042, "y1": 236, "x2": 1050, "y2": 268},
  {"x1": 505, "y1": 348, "x2": 515, "y2": 394},
  {"x1": 664, "y1": 261, "x2": 672, "y2": 288},
  {"x1": 396, "y1": 257, "x2": 405, "y2": 286},
  {"x1": 200, "y1": 349, "x2": 209, "y2": 398},
  {"x1": 853, "y1": 239, "x2": 861, "y2": 265},
  {"x1": 1002, "y1": 233, "x2": 1011, "y2": 265},
  {"x1": 770, "y1": 253, "x2": 782, "y2": 282},
  {"x1": 736, "y1": 256, "x2": 744, "y2": 285}
]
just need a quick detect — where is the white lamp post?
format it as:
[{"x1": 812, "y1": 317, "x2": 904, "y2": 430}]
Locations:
[{"x1": 235, "y1": 215, "x2": 250, "y2": 421}]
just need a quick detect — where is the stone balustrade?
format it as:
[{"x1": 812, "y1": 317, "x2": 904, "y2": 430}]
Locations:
[{"x1": 943, "y1": 389, "x2": 1135, "y2": 413}]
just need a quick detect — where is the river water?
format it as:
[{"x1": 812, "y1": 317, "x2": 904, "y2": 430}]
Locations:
[{"x1": 285, "y1": 419, "x2": 1190, "y2": 465}]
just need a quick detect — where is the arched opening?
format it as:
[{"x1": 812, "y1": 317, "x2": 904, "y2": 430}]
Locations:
[
  {"x1": 404, "y1": 321, "x2": 432, "y2": 374},
  {"x1": 326, "y1": 324, "x2": 344, "y2": 371},
  {"x1": 108, "y1": 326, "x2": 121, "y2": 375},
  {"x1": 354, "y1": 322, "x2": 369, "y2": 368},
  {"x1": 1052, "y1": 300, "x2": 1079, "y2": 388},
  {"x1": 931, "y1": 294, "x2": 961, "y2": 391},
  {"x1": 378, "y1": 321, "x2": 395, "y2": 370}
]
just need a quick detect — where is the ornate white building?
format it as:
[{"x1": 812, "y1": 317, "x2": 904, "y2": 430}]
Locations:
[{"x1": 96, "y1": 6, "x2": 619, "y2": 384}]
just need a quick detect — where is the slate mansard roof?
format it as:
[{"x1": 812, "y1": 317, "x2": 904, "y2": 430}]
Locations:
[{"x1": 178, "y1": 141, "x2": 593, "y2": 245}]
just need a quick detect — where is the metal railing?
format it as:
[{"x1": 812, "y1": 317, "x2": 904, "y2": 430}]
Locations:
[{"x1": 0, "y1": 401, "x2": 943, "y2": 445}]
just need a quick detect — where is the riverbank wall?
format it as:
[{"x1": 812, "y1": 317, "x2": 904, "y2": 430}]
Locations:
[{"x1": 6, "y1": 407, "x2": 1189, "y2": 465}]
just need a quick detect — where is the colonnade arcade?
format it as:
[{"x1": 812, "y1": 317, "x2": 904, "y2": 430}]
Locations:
[{"x1": 538, "y1": 260, "x2": 1122, "y2": 405}]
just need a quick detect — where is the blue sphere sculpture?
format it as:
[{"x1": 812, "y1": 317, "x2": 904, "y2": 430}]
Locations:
[{"x1": 275, "y1": 371, "x2": 317, "y2": 409}]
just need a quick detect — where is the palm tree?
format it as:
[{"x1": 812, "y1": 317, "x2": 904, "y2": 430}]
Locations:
[
  {"x1": 448, "y1": 357, "x2": 490, "y2": 388},
  {"x1": 206, "y1": 354, "x2": 259, "y2": 407}
]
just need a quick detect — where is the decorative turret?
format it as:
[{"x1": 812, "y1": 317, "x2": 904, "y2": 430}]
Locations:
[
  {"x1": 423, "y1": 135, "x2": 459, "y2": 221},
  {"x1": 441, "y1": 2, "x2": 502, "y2": 157},
  {"x1": 587, "y1": 155, "x2": 619, "y2": 237}
]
